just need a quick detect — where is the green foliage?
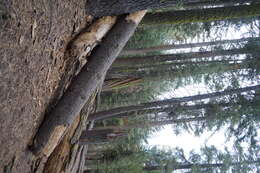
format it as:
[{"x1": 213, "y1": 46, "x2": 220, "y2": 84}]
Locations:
[{"x1": 92, "y1": 8, "x2": 260, "y2": 173}]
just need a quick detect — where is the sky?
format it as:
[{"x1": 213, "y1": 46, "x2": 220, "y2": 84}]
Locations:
[{"x1": 147, "y1": 124, "x2": 235, "y2": 156}]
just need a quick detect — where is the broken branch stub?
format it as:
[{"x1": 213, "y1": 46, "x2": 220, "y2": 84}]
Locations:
[{"x1": 30, "y1": 11, "x2": 147, "y2": 157}]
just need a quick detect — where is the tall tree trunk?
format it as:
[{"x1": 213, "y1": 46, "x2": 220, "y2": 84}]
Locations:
[
  {"x1": 88, "y1": 85, "x2": 260, "y2": 121},
  {"x1": 113, "y1": 48, "x2": 256, "y2": 67},
  {"x1": 111, "y1": 59, "x2": 244, "y2": 75},
  {"x1": 107, "y1": 61, "x2": 246, "y2": 80},
  {"x1": 141, "y1": 3, "x2": 260, "y2": 26},
  {"x1": 120, "y1": 37, "x2": 260, "y2": 56},
  {"x1": 182, "y1": 0, "x2": 259, "y2": 10},
  {"x1": 93, "y1": 117, "x2": 207, "y2": 131},
  {"x1": 144, "y1": 159, "x2": 260, "y2": 171},
  {"x1": 30, "y1": 11, "x2": 146, "y2": 158},
  {"x1": 92, "y1": 100, "x2": 259, "y2": 130}
]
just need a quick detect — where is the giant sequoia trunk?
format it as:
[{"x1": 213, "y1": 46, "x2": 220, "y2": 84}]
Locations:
[
  {"x1": 0, "y1": 0, "x2": 96, "y2": 172},
  {"x1": 88, "y1": 85, "x2": 260, "y2": 121},
  {"x1": 141, "y1": 3, "x2": 260, "y2": 25}
]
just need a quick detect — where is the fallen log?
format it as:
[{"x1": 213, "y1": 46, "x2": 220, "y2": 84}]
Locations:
[{"x1": 30, "y1": 11, "x2": 147, "y2": 157}]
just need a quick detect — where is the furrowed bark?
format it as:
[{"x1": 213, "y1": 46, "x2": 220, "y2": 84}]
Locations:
[
  {"x1": 30, "y1": 11, "x2": 146, "y2": 157},
  {"x1": 88, "y1": 85, "x2": 260, "y2": 121}
]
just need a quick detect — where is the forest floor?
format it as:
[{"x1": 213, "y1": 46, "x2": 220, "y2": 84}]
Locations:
[{"x1": 0, "y1": 1, "x2": 93, "y2": 172}]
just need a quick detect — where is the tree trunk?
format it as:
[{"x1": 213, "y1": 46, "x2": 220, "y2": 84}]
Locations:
[
  {"x1": 182, "y1": 0, "x2": 259, "y2": 10},
  {"x1": 79, "y1": 129, "x2": 128, "y2": 145},
  {"x1": 141, "y1": 3, "x2": 260, "y2": 26},
  {"x1": 113, "y1": 48, "x2": 256, "y2": 67},
  {"x1": 42, "y1": 93, "x2": 96, "y2": 173},
  {"x1": 144, "y1": 159, "x2": 260, "y2": 171},
  {"x1": 86, "y1": 0, "x2": 202, "y2": 17},
  {"x1": 93, "y1": 117, "x2": 207, "y2": 131},
  {"x1": 92, "y1": 99, "x2": 259, "y2": 130},
  {"x1": 111, "y1": 59, "x2": 244, "y2": 75},
  {"x1": 107, "y1": 61, "x2": 246, "y2": 80},
  {"x1": 30, "y1": 10, "x2": 146, "y2": 158},
  {"x1": 88, "y1": 85, "x2": 260, "y2": 121},
  {"x1": 120, "y1": 37, "x2": 260, "y2": 56}
]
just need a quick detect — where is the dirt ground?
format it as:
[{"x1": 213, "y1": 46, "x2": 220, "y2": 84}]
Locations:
[{"x1": 0, "y1": 0, "x2": 92, "y2": 172}]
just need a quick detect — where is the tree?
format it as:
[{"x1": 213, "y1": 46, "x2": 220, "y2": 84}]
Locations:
[
  {"x1": 179, "y1": 0, "x2": 260, "y2": 10},
  {"x1": 141, "y1": 3, "x2": 260, "y2": 26},
  {"x1": 120, "y1": 37, "x2": 260, "y2": 56},
  {"x1": 88, "y1": 85, "x2": 260, "y2": 121},
  {"x1": 144, "y1": 146, "x2": 260, "y2": 173},
  {"x1": 112, "y1": 47, "x2": 258, "y2": 67}
]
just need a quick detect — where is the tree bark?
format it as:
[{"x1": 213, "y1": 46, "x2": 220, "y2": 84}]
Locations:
[
  {"x1": 30, "y1": 11, "x2": 147, "y2": 157},
  {"x1": 141, "y1": 3, "x2": 260, "y2": 26},
  {"x1": 42, "y1": 93, "x2": 96, "y2": 173},
  {"x1": 88, "y1": 85, "x2": 260, "y2": 121},
  {"x1": 120, "y1": 37, "x2": 260, "y2": 56}
]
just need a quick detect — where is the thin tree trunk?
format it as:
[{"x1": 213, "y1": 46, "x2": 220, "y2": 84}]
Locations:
[
  {"x1": 92, "y1": 99, "x2": 259, "y2": 130},
  {"x1": 111, "y1": 59, "x2": 244, "y2": 75},
  {"x1": 113, "y1": 48, "x2": 256, "y2": 67},
  {"x1": 144, "y1": 159, "x2": 260, "y2": 171},
  {"x1": 88, "y1": 85, "x2": 260, "y2": 121},
  {"x1": 30, "y1": 11, "x2": 147, "y2": 157},
  {"x1": 141, "y1": 3, "x2": 260, "y2": 26},
  {"x1": 107, "y1": 62, "x2": 246, "y2": 80},
  {"x1": 182, "y1": 0, "x2": 259, "y2": 10},
  {"x1": 99, "y1": 101, "x2": 241, "y2": 120},
  {"x1": 120, "y1": 37, "x2": 260, "y2": 56},
  {"x1": 93, "y1": 117, "x2": 207, "y2": 131}
]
